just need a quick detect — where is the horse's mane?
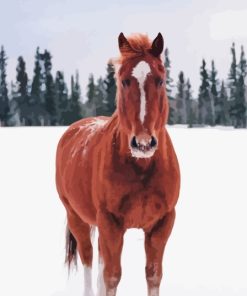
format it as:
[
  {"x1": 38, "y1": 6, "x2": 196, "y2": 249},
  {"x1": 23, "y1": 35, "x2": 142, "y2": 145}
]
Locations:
[{"x1": 112, "y1": 33, "x2": 152, "y2": 69}]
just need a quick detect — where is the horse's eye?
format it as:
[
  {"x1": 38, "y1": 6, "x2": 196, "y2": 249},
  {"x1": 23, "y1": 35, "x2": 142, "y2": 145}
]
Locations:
[
  {"x1": 155, "y1": 78, "x2": 164, "y2": 87},
  {"x1": 122, "y1": 79, "x2": 130, "y2": 88}
]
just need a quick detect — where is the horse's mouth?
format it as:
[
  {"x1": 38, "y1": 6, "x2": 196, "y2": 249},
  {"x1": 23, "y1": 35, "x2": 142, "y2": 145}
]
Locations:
[
  {"x1": 129, "y1": 135, "x2": 157, "y2": 158},
  {"x1": 130, "y1": 144, "x2": 156, "y2": 158}
]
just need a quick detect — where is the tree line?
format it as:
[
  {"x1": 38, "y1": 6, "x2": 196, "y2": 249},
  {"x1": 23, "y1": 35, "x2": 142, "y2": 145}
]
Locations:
[
  {"x1": 165, "y1": 43, "x2": 246, "y2": 128},
  {"x1": 0, "y1": 43, "x2": 246, "y2": 128},
  {"x1": 0, "y1": 46, "x2": 116, "y2": 126}
]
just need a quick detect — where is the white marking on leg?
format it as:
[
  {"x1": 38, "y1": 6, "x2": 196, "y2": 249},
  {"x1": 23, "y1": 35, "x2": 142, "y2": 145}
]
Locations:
[
  {"x1": 84, "y1": 266, "x2": 95, "y2": 296},
  {"x1": 90, "y1": 226, "x2": 96, "y2": 244},
  {"x1": 149, "y1": 287, "x2": 159, "y2": 296},
  {"x1": 147, "y1": 266, "x2": 160, "y2": 296},
  {"x1": 97, "y1": 257, "x2": 106, "y2": 296},
  {"x1": 107, "y1": 288, "x2": 116, "y2": 296},
  {"x1": 132, "y1": 61, "x2": 151, "y2": 123}
]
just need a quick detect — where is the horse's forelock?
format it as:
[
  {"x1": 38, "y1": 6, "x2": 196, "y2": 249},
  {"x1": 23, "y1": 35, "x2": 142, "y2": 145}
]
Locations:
[
  {"x1": 116, "y1": 33, "x2": 153, "y2": 65},
  {"x1": 126, "y1": 33, "x2": 152, "y2": 52}
]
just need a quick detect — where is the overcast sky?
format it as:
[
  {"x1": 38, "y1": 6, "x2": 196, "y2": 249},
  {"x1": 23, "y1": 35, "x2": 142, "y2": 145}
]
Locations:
[{"x1": 1, "y1": 0, "x2": 247, "y2": 98}]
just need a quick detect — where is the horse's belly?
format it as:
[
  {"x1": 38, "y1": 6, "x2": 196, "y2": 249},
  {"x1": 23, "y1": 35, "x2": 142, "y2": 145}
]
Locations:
[{"x1": 119, "y1": 192, "x2": 167, "y2": 229}]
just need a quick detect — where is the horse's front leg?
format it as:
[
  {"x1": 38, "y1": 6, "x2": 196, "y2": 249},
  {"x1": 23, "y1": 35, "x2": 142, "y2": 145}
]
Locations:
[
  {"x1": 144, "y1": 210, "x2": 176, "y2": 296},
  {"x1": 97, "y1": 210, "x2": 124, "y2": 296}
]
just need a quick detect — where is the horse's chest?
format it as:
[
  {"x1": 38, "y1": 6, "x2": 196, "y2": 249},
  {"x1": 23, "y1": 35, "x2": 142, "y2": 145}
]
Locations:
[
  {"x1": 116, "y1": 190, "x2": 167, "y2": 229},
  {"x1": 103, "y1": 159, "x2": 169, "y2": 229}
]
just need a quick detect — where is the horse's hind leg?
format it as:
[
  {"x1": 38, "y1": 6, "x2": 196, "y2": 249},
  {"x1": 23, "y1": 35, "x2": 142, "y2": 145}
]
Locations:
[{"x1": 67, "y1": 210, "x2": 95, "y2": 296}]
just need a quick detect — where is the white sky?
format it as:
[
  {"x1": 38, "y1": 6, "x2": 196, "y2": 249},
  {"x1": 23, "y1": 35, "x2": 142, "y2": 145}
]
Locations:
[{"x1": 1, "y1": 0, "x2": 247, "y2": 98}]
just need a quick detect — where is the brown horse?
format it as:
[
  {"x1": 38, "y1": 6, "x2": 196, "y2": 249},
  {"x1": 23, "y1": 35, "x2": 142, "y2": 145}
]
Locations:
[{"x1": 56, "y1": 32, "x2": 180, "y2": 296}]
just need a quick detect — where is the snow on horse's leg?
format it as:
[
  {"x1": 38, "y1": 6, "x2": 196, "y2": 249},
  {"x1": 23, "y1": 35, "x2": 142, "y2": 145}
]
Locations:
[
  {"x1": 96, "y1": 257, "x2": 106, "y2": 296},
  {"x1": 83, "y1": 265, "x2": 95, "y2": 296}
]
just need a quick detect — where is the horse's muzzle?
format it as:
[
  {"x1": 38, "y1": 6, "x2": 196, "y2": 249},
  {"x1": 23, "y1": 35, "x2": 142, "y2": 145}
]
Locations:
[{"x1": 130, "y1": 135, "x2": 157, "y2": 158}]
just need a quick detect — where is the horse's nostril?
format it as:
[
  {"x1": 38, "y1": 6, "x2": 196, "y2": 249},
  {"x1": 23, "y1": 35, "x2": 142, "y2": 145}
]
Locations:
[
  {"x1": 150, "y1": 136, "x2": 157, "y2": 148},
  {"x1": 131, "y1": 136, "x2": 138, "y2": 148}
]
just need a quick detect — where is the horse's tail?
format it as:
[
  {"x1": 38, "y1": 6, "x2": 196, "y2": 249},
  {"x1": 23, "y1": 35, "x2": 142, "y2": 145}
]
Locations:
[{"x1": 65, "y1": 226, "x2": 77, "y2": 271}]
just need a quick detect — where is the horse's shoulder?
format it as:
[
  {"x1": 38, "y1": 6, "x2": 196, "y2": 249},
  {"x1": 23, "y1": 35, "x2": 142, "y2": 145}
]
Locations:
[{"x1": 58, "y1": 117, "x2": 109, "y2": 149}]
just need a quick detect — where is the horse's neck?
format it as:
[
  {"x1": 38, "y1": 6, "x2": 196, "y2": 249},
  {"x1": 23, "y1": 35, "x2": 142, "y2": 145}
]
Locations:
[{"x1": 106, "y1": 111, "x2": 128, "y2": 156}]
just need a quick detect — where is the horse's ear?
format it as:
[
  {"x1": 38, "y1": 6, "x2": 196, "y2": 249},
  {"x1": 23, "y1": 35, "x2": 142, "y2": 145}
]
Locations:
[
  {"x1": 118, "y1": 32, "x2": 133, "y2": 54},
  {"x1": 149, "y1": 33, "x2": 164, "y2": 57}
]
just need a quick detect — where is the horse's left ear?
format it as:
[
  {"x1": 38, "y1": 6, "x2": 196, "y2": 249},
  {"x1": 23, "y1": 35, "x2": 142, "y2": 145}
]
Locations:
[
  {"x1": 149, "y1": 33, "x2": 164, "y2": 57},
  {"x1": 118, "y1": 32, "x2": 134, "y2": 55}
]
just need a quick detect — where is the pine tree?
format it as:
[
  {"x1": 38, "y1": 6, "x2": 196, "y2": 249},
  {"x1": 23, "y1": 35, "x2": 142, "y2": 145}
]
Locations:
[
  {"x1": 185, "y1": 79, "x2": 195, "y2": 127},
  {"x1": 164, "y1": 48, "x2": 173, "y2": 96},
  {"x1": 95, "y1": 77, "x2": 107, "y2": 116},
  {"x1": 15, "y1": 56, "x2": 29, "y2": 125},
  {"x1": 235, "y1": 45, "x2": 247, "y2": 127},
  {"x1": 209, "y1": 60, "x2": 218, "y2": 125},
  {"x1": 17, "y1": 57, "x2": 28, "y2": 98},
  {"x1": 0, "y1": 46, "x2": 9, "y2": 126},
  {"x1": 54, "y1": 71, "x2": 68, "y2": 125},
  {"x1": 69, "y1": 71, "x2": 83, "y2": 123},
  {"x1": 228, "y1": 44, "x2": 247, "y2": 127},
  {"x1": 164, "y1": 48, "x2": 175, "y2": 124},
  {"x1": 31, "y1": 47, "x2": 42, "y2": 105},
  {"x1": 84, "y1": 74, "x2": 96, "y2": 117},
  {"x1": 228, "y1": 43, "x2": 237, "y2": 88},
  {"x1": 87, "y1": 74, "x2": 96, "y2": 104},
  {"x1": 198, "y1": 59, "x2": 213, "y2": 125},
  {"x1": 176, "y1": 71, "x2": 186, "y2": 124},
  {"x1": 104, "y1": 63, "x2": 116, "y2": 116},
  {"x1": 7, "y1": 80, "x2": 21, "y2": 126},
  {"x1": 228, "y1": 43, "x2": 238, "y2": 126},
  {"x1": 43, "y1": 50, "x2": 56, "y2": 125},
  {"x1": 218, "y1": 81, "x2": 229, "y2": 125},
  {"x1": 27, "y1": 47, "x2": 48, "y2": 125}
]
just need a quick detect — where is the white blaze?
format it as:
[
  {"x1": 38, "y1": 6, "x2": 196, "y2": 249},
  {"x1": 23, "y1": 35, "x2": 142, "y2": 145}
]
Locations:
[{"x1": 132, "y1": 61, "x2": 151, "y2": 123}]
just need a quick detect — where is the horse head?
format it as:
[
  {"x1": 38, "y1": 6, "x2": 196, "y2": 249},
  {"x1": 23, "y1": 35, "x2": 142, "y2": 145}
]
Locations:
[{"x1": 115, "y1": 32, "x2": 169, "y2": 158}]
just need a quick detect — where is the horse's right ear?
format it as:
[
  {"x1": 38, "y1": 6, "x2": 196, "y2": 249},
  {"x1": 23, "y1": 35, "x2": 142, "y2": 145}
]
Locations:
[
  {"x1": 149, "y1": 33, "x2": 164, "y2": 57},
  {"x1": 118, "y1": 33, "x2": 133, "y2": 55}
]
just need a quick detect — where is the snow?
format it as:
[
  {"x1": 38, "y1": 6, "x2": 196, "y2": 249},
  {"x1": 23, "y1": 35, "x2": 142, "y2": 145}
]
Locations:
[
  {"x1": 84, "y1": 118, "x2": 108, "y2": 133},
  {"x1": 81, "y1": 118, "x2": 108, "y2": 157},
  {"x1": 0, "y1": 126, "x2": 247, "y2": 296}
]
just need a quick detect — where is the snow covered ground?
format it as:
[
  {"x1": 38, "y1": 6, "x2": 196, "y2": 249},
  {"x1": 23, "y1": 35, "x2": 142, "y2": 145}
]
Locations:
[{"x1": 0, "y1": 126, "x2": 247, "y2": 296}]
